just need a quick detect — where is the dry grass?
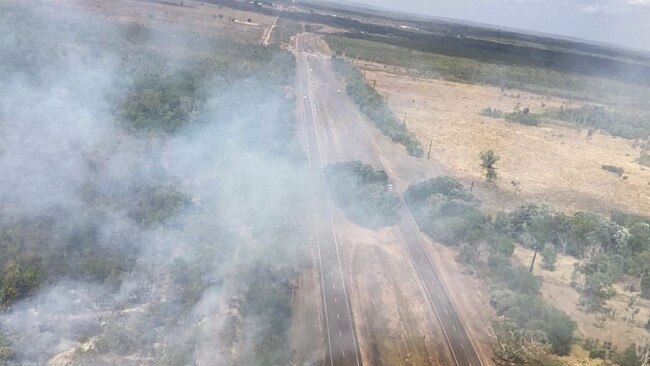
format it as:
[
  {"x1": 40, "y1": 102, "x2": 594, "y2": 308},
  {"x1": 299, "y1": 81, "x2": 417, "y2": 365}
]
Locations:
[
  {"x1": 47, "y1": 0, "x2": 275, "y2": 43},
  {"x1": 363, "y1": 63, "x2": 650, "y2": 216},
  {"x1": 356, "y1": 61, "x2": 650, "y2": 360}
]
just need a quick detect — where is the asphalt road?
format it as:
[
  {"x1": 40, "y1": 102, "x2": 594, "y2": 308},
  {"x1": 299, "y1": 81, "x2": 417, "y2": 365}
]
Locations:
[
  {"x1": 297, "y1": 35, "x2": 362, "y2": 366},
  {"x1": 295, "y1": 33, "x2": 485, "y2": 366}
]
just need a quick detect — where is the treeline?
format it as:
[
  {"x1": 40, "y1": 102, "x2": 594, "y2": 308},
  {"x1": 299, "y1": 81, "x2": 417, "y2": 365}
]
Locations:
[
  {"x1": 481, "y1": 103, "x2": 650, "y2": 140},
  {"x1": 404, "y1": 177, "x2": 576, "y2": 360},
  {"x1": 541, "y1": 105, "x2": 650, "y2": 140},
  {"x1": 481, "y1": 107, "x2": 540, "y2": 127},
  {"x1": 206, "y1": 0, "x2": 650, "y2": 86},
  {"x1": 325, "y1": 161, "x2": 399, "y2": 227},
  {"x1": 325, "y1": 36, "x2": 650, "y2": 111},
  {"x1": 331, "y1": 57, "x2": 424, "y2": 157}
]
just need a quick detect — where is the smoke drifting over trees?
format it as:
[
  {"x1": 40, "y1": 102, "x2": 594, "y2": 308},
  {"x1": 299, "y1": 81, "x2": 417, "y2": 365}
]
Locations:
[{"x1": 0, "y1": 3, "x2": 308, "y2": 364}]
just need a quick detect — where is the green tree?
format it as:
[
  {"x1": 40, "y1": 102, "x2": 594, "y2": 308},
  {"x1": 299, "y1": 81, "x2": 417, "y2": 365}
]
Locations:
[
  {"x1": 480, "y1": 150, "x2": 500, "y2": 182},
  {"x1": 574, "y1": 253, "x2": 618, "y2": 311},
  {"x1": 541, "y1": 244, "x2": 558, "y2": 271},
  {"x1": 614, "y1": 344, "x2": 649, "y2": 366}
]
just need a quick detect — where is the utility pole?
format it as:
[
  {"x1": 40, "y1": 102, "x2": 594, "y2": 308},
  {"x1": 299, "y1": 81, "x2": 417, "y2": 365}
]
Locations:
[
  {"x1": 529, "y1": 246, "x2": 539, "y2": 273},
  {"x1": 469, "y1": 180, "x2": 474, "y2": 192},
  {"x1": 427, "y1": 138, "x2": 433, "y2": 159},
  {"x1": 403, "y1": 112, "x2": 407, "y2": 126},
  {"x1": 385, "y1": 92, "x2": 390, "y2": 103},
  {"x1": 372, "y1": 80, "x2": 377, "y2": 89}
]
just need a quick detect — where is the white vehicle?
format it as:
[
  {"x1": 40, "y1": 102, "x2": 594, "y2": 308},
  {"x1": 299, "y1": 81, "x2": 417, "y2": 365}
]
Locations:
[{"x1": 337, "y1": 89, "x2": 341, "y2": 93}]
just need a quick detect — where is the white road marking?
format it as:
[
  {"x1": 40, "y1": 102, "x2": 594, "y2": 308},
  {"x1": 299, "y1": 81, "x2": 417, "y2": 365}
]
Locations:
[
  {"x1": 334, "y1": 297, "x2": 338, "y2": 303},
  {"x1": 337, "y1": 313, "x2": 340, "y2": 319},
  {"x1": 339, "y1": 330, "x2": 343, "y2": 337}
]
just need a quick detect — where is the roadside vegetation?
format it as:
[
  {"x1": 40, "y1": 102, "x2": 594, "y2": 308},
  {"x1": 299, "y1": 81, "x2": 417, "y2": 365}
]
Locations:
[
  {"x1": 405, "y1": 177, "x2": 576, "y2": 360},
  {"x1": 325, "y1": 161, "x2": 399, "y2": 227},
  {"x1": 405, "y1": 176, "x2": 650, "y2": 363},
  {"x1": 331, "y1": 56, "x2": 424, "y2": 157}
]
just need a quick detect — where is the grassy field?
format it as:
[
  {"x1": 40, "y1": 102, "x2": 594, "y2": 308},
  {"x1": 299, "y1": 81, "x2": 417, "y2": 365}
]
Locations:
[
  {"x1": 363, "y1": 67, "x2": 650, "y2": 216},
  {"x1": 326, "y1": 35, "x2": 650, "y2": 113},
  {"x1": 270, "y1": 18, "x2": 303, "y2": 45},
  {"x1": 50, "y1": 0, "x2": 276, "y2": 44}
]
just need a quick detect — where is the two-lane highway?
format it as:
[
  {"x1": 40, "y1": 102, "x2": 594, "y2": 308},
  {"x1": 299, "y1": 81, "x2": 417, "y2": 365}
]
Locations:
[
  {"x1": 296, "y1": 33, "x2": 486, "y2": 366},
  {"x1": 297, "y1": 35, "x2": 362, "y2": 366}
]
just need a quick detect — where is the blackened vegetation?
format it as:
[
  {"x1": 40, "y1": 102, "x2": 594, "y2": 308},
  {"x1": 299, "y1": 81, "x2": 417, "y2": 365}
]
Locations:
[
  {"x1": 325, "y1": 161, "x2": 399, "y2": 227},
  {"x1": 332, "y1": 57, "x2": 424, "y2": 157}
]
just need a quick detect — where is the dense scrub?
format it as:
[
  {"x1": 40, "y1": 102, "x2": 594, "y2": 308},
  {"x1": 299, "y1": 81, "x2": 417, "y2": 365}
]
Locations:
[
  {"x1": 325, "y1": 161, "x2": 399, "y2": 227},
  {"x1": 331, "y1": 57, "x2": 424, "y2": 157}
]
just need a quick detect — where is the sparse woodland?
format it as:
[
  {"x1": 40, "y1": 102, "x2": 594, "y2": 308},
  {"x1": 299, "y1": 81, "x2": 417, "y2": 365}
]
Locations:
[
  {"x1": 0, "y1": 3, "x2": 306, "y2": 364},
  {"x1": 405, "y1": 177, "x2": 650, "y2": 364}
]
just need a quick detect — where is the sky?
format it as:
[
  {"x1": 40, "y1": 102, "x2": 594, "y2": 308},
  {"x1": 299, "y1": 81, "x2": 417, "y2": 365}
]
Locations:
[{"x1": 340, "y1": 0, "x2": 650, "y2": 52}]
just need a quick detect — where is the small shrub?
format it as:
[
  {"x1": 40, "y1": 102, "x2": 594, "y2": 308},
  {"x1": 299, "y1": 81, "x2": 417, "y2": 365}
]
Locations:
[
  {"x1": 602, "y1": 165, "x2": 624, "y2": 177},
  {"x1": 638, "y1": 150, "x2": 650, "y2": 167},
  {"x1": 480, "y1": 107, "x2": 503, "y2": 118},
  {"x1": 504, "y1": 110, "x2": 540, "y2": 126}
]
